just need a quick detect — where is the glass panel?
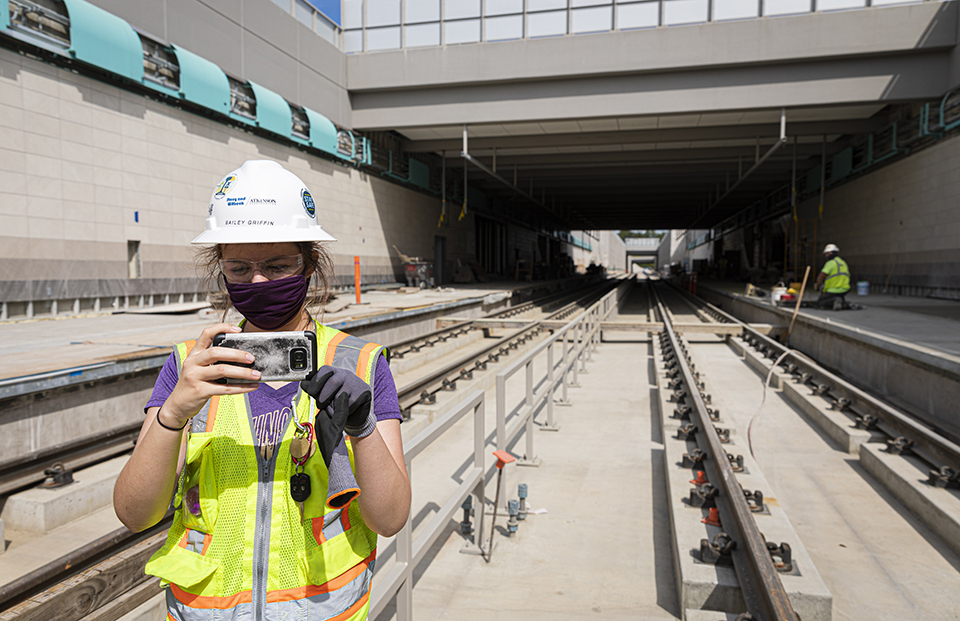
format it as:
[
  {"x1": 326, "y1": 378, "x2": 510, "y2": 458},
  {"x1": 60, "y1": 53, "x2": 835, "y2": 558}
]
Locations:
[
  {"x1": 445, "y1": 18, "x2": 482, "y2": 43},
  {"x1": 367, "y1": 25, "x2": 401, "y2": 49},
  {"x1": 528, "y1": 0, "x2": 567, "y2": 10},
  {"x1": 486, "y1": 0, "x2": 524, "y2": 15},
  {"x1": 344, "y1": 29, "x2": 364, "y2": 52},
  {"x1": 343, "y1": 0, "x2": 363, "y2": 28},
  {"x1": 617, "y1": 1, "x2": 659, "y2": 28},
  {"x1": 485, "y1": 14, "x2": 523, "y2": 39},
  {"x1": 816, "y1": 0, "x2": 864, "y2": 9},
  {"x1": 316, "y1": 16, "x2": 337, "y2": 43},
  {"x1": 871, "y1": 0, "x2": 920, "y2": 5},
  {"x1": 764, "y1": 0, "x2": 807, "y2": 14},
  {"x1": 294, "y1": 0, "x2": 314, "y2": 27},
  {"x1": 446, "y1": 0, "x2": 482, "y2": 19},
  {"x1": 267, "y1": 0, "x2": 290, "y2": 12},
  {"x1": 714, "y1": 0, "x2": 758, "y2": 19},
  {"x1": 572, "y1": 5, "x2": 612, "y2": 31},
  {"x1": 528, "y1": 10, "x2": 567, "y2": 36},
  {"x1": 573, "y1": 0, "x2": 612, "y2": 6},
  {"x1": 663, "y1": 0, "x2": 708, "y2": 24},
  {"x1": 367, "y1": 0, "x2": 401, "y2": 26},
  {"x1": 405, "y1": 22, "x2": 441, "y2": 46},
  {"x1": 407, "y1": 0, "x2": 441, "y2": 22}
]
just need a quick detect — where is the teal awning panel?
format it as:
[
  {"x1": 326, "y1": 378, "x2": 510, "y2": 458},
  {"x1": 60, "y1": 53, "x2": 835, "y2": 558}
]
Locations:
[
  {"x1": 409, "y1": 158, "x2": 430, "y2": 188},
  {"x1": 303, "y1": 107, "x2": 339, "y2": 155},
  {"x1": 248, "y1": 81, "x2": 291, "y2": 138},
  {"x1": 172, "y1": 45, "x2": 230, "y2": 114},
  {"x1": 63, "y1": 0, "x2": 142, "y2": 81}
]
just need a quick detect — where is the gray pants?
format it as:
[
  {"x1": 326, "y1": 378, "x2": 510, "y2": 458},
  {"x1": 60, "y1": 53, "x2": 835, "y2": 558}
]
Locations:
[{"x1": 817, "y1": 290, "x2": 848, "y2": 309}]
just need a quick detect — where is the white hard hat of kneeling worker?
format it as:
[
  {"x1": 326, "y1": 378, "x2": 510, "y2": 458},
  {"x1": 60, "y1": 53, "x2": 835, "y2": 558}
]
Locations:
[
  {"x1": 823, "y1": 243, "x2": 840, "y2": 254},
  {"x1": 192, "y1": 159, "x2": 337, "y2": 245}
]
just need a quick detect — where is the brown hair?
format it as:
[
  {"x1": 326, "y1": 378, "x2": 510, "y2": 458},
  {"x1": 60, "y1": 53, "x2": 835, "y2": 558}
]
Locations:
[{"x1": 195, "y1": 242, "x2": 337, "y2": 319}]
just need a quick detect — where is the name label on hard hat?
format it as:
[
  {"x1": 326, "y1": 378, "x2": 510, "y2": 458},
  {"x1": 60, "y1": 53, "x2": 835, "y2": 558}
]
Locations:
[{"x1": 223, "y1": 220, "x2": 275, "y2": 226}]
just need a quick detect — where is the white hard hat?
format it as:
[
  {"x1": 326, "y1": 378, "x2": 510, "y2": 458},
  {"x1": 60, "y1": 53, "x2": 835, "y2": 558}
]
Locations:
[
  {"x1": 823, "y1": 244, "x2": 839, "y2": 254},
  {"x1": 192, "y1": 160, "x2": 336, "y2": 244}
]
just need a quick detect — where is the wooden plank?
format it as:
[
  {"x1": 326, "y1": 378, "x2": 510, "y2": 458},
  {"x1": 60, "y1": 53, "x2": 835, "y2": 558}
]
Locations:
[{"x1": 1, "y1": 532, "x2": 167, "y2": 621}]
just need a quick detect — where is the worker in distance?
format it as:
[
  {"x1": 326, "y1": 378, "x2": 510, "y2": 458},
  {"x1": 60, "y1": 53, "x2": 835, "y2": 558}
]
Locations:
[
  {"x1": 113, "y1": 160, "x2": 411, "y2": 621},
  {"x1": 815, "y1": 243, "x2": 852, "y2": 310}
]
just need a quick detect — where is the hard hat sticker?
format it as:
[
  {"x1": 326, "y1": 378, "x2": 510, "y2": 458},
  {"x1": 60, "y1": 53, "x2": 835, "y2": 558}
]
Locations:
[
  {"x1": 301, "y1": 189, "x2": 316, "y2": 218},
  {"x1": 214, "y1": 175, "x2": 237, "y2": 199},
  {"x1": 227, "y1": 196, "x2": 246, "y2": 207}
]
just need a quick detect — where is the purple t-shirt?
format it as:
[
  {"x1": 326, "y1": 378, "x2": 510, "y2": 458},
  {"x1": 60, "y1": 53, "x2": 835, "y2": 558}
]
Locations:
[{"x1": 146, "y1": 353, "x2": 401, "y2": 449}]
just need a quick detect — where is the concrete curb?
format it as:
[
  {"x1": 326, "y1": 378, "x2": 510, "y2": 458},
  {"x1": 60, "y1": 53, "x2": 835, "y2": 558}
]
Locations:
[{"x1": 654, "y1": 337, "x2": 833, "y2": 621}]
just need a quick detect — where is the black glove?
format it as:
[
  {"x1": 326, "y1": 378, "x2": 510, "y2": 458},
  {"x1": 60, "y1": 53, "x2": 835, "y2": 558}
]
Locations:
[{"x1": 301, "y1": 366, "x2": 375, "y2": 468}]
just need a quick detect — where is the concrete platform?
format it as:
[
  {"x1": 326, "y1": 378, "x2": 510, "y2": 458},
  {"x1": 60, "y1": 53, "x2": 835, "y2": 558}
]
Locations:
[
  {"x1": 1, "y1": 455, "x2": 127, "y2": 533},
  {"x1": 0, "y1": 279, "x2": 574, "y2": 382},
  {"x1": 696, "y1": 282, "x2": 960, "y2": 445}
]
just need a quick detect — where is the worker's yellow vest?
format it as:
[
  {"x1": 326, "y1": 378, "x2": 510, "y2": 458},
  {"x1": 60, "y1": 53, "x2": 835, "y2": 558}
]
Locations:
[
  {"x1": 144, "y1": 321, "x2": 387, "y2": 621},
  {"x1": 822, "y1": 257, "x2": 851, "y2": 294}
]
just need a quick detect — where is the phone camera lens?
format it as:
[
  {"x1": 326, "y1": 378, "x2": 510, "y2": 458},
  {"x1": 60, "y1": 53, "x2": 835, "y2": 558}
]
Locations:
[{"x1": 290, "y1": 348, "x2": 308, "y2": 371}]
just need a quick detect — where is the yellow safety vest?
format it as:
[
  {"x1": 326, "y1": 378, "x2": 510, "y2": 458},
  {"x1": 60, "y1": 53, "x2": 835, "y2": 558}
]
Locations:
[
  {"x1": 144, "y1": 320, "x2": 387, "y2": 621},
  {"x1": 821, "y1": 257, "x2": 851, "y2": 294}
]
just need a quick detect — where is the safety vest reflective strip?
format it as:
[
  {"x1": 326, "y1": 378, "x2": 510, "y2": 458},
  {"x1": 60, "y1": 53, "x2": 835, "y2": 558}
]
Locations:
[{"x1": 823, "y1": 258, "x2": 850, "y2": 293}]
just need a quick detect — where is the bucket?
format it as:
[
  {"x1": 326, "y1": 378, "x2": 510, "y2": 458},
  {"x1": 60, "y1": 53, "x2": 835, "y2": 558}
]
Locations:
[
  {"x1": 857, "y1": 281, "x2": 869, "y2": 296},
  {"x1": 770, "y1": 282, "x2": 787, "y2": 302}
]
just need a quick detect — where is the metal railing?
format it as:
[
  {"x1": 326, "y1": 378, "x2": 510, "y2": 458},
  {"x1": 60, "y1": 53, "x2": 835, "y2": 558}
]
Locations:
[
  {"x1": 371, "y1": 277, "x2": 631, "y2": 619},
  {"x1": 496, "y1": 279, "x2": 630, "y2": 460},
  {"x1": 370, "y1": 389, "x2": 486, "y2": 620}
]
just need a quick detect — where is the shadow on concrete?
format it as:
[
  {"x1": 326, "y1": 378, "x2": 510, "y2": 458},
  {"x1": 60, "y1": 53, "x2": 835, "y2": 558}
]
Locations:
[{"x1": 844, "y1": 457, "x2": 960, "y2": 574}]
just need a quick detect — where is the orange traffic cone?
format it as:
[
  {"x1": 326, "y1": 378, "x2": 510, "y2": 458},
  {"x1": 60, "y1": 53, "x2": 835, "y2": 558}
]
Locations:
[
  {"x1": 689, "y1": 470, "x2": 708, "y2": 486},
  {"x1": 703, "y1": 507, "x2": 721, "y2": 527}
]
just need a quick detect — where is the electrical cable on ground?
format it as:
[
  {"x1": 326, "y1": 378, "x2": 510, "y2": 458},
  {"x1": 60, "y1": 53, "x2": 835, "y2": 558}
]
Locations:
[{"x1": 747, "y1": 348, "x2": 816, "y2": 459}]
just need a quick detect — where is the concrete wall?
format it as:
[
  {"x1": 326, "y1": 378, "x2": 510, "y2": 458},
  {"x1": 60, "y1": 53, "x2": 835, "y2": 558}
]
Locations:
[
  {"x1": 793, "y1": 132, "x2": 960, "y2": 297},
  {"x1": 0, "y1": 46, "x2": 474, "y2": 315},
  {"x1": 86, "y1": 0, "x2": 351, "y2": 126}
]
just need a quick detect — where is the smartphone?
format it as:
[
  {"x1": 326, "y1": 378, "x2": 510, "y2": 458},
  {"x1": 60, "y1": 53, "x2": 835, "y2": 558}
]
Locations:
[{"x1": 212, "y1": 331, "x2": 317, "y2": 383}]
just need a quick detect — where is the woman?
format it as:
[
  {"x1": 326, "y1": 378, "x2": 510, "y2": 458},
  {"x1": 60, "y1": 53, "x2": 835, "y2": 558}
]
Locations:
[{"x1": 113, "y1": 160, "x2": 411, "y2": 621}]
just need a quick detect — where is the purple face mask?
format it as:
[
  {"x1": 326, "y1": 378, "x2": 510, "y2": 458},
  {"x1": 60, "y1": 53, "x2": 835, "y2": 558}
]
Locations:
[{"x1": 225, "y1": 274, "x2": 308, "y2": 330}]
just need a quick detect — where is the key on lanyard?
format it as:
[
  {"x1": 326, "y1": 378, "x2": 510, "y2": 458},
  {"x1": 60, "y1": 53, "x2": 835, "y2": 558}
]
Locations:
[{"x1": 290, "y1": 422, "x2": 314, "y2": 522}]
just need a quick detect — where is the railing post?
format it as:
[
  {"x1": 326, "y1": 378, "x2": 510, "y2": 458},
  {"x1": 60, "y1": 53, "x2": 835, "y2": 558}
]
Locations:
[
  {"x1": 571, "y1": 322, "x2": 581, "y2": 386},
  {"x1": 472, "y1": 399, "x2": 486, "y2": 551},
  {"x1": 519, "y1": 360, "x2": 539, "y2": 465},
  {"x1": 579, "y1": 319, "x2": 589, "y2": 374},
  {"x1": 559, "y1": 330, "x2": 572, "y2": 405},
  {"x1": 496, "y1": 374, "x2": 507, "y2": 452},
  {"x1": 543, "y1": 341, "x2": 561, "y2": 428}
]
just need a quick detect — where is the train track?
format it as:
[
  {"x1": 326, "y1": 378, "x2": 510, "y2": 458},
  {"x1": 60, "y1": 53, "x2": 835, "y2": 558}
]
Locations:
[
  {"x1": 667, "y1": 280, "x2": 960, "y2": 480},
  {"x1": 650, "y1": 282, "x2": 799, "y2": 621}
]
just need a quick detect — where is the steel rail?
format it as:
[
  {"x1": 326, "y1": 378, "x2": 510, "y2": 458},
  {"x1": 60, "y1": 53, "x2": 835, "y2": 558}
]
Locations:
[
  {"x1": 670, "y1": 281, "x2": 960, "y2": 474},
  {"x1": 652, "y1": 282, "x2": 798, "y2": 621},
  {"x1": 395, "y1": 279, "x2": 621, "y2": 412},
  {"x1": 0, "y1": 422, "x2": 140, "y2": 496},
  {"x1": 0, "y1": 514, "x2": 172, "y2": 610}
]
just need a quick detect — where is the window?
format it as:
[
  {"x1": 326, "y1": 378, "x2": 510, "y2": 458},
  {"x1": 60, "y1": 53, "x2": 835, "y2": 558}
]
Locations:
[{"x1": 128, "y1": 241, "x2": 141, "y2": 279}]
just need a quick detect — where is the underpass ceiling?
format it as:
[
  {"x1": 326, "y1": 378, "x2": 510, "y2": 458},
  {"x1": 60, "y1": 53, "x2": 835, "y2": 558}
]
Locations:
[{"x1": 395, "y1": 103, "x2": 889, "y2": 231}]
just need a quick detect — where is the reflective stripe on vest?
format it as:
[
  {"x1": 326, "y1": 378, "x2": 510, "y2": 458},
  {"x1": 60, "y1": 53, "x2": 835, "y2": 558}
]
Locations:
[
  {"x1": 146, "y1": 320, "x2": 386, "y2": 621},
  {"x1": 823, "y1": 257, "x2": 851, "y2": 293}
]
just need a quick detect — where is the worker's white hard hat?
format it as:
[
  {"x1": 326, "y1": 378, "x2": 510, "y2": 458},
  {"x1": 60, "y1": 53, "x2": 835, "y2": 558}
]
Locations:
[
  {"x1": 823, "y1": 244, "x2": 840, "y2": 254},
  {"x1": 192, "y1": 160, "x2": 337, "y2": 244}
]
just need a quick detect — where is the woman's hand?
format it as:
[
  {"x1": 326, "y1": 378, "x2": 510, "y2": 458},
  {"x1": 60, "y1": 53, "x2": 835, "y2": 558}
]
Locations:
[
  {"x1": 161, "y1": 324, "x2": 262, "y2": 427},
  {"x1": 114, "y1": 323, "x2": 261, "y2": 532}
]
